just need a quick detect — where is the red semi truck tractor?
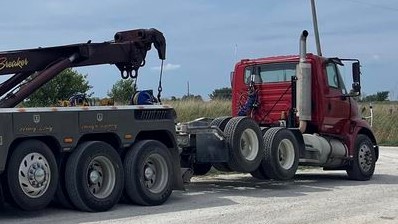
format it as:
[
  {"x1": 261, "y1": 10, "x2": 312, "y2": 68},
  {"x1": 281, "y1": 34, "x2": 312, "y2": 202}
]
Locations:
[{"x1": 178, "y1": 30, "x2": 378, "y2": 181}]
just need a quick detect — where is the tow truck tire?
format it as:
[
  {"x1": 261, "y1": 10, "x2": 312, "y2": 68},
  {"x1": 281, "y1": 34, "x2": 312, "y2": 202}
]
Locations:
[
  {"x1": 261, "y1": 128, "x2": 299, "y2": 180},
  {"x1": 224, "y1": 116, "x2": 264, "y2": 173},
  {"x1": 53, "y1": 157, "x2": 74, "y2": 209},
  {"x1": 5, "y1": 140, "x2": 58, "y2": 211},
  {"x1": 193, "y1": 163, "x2": 212, "y2": 176},
  {"x1": 65, "y1": 141, "x2": 124, "y2": 212},
  {"x1": 211, "y1": 116, "x2": 233, "y2": 172},
  {"x1": 124, "y1": 140, "x2": 173, "y2": 206},
  {"x1": 346, "y1": 134, "x2": 376, "y2": 181}
]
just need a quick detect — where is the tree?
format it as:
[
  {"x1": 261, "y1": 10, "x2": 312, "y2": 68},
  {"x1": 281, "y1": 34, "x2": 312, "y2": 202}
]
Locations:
[
  {"x1": 107, "y1": 79, "x2": 135, "y2": 104},
  {"x1": 209, "y1": 87, "x2": 232, "y2": 100},
  {"x1": 361, "y1": 91, "x2": 389, "y2": 102},
  {"x1": 23, "y1": 69, "x2": 92, "y2": 107},
  {"x1": 181, "y1": 94, "x2": 203, "y2": 101}
]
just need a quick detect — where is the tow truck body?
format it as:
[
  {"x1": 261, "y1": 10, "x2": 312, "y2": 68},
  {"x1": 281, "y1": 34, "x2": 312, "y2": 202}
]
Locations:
[{"x1": 0, "y1": 28, "x2": 183, "y2": 212}]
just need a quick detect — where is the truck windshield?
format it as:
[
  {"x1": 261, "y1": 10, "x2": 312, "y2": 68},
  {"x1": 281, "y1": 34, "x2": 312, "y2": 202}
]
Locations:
[{"x1": 244, "y1": 62, "x2": 297, "y2": 84}]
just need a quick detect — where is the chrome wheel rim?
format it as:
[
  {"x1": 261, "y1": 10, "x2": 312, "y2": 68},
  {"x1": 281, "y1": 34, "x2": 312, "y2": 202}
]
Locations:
[
  {"x1": 143, "y1": 154, "x2": 168, "y2": 194},
  {"x1": 18, "y1": 152, "x2": 51, "y2": 198},
  {"x1": 358, "y1": 144, "x2": 373, "y2": 172},
  {"x1": 277, "y1": 139, "x2": 295, "y2": 169},
  {"x1": 240, "y1": 129, "x2": 259, "y2": 161},
  {"x1": 86, "y1": 156, "x2": 116, "y2": 199}
]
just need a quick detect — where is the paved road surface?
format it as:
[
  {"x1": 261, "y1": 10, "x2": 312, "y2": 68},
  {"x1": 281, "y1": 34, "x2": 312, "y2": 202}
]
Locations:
[{"x1": 1, "y1": 146, "x2": 397, "y2": 224}]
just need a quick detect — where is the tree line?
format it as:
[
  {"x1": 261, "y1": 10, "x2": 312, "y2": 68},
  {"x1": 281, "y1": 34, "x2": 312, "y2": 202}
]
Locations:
[{"x1": 20, "y1": 69, "x2": 390, "y2": 107}]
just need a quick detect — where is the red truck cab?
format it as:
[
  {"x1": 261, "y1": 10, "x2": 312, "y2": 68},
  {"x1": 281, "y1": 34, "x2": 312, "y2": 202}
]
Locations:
[{"x1": 231, "y1": 51, "x2": 378, "y2": 177}]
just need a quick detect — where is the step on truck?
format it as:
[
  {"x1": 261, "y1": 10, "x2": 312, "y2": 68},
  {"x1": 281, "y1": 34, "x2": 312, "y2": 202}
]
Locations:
[
  {"x1": 177, "y1": 30, "x2": 378, "y2": 182},
  {"x1": 0, "y1": 28, "x2": 184, "y2": 212}
]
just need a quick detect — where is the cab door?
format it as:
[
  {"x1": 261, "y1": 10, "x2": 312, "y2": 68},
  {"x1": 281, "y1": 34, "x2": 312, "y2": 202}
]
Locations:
[{"x1": 321, "y1": 62, "x2": 350, "y2": 134}]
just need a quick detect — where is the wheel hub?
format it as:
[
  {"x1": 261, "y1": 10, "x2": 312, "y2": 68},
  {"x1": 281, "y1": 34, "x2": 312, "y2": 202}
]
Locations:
[
  {"x1": 277, "y1": 139, "x2": 295, "y2": 169},
  {"x1": 19, "y1": 153, "x2": 51, "y2": 198},
  {"x1": 239, "y1": 129, "x2": 259, "y2": 161},
  {"x1": 89, "y1": 170, "x2": 101, "y2": 184},
  {"x1": 86, "y1": 156, "x2": 115, "y2": 199},
  {"x1": 145, "y1": 166, "x2": 155, "y2": 180},
  {"x1": 143, "y1": 154, "x2": 168, "y2": 194},
  {"x1": 359, "y1": 145, "x2": 372, "y2": 172},
  {"x1": 34, "y1": 167, "x2": 46, "y2": 183}
]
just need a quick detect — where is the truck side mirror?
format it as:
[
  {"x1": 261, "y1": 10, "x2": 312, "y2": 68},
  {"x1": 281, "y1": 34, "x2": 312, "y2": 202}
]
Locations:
[
  {"x1": 351, "y1": 62, "x2": 361, "y2": 95},
  {"x1": 352, "y1": 62, "x2": 360, "y2": 83}
]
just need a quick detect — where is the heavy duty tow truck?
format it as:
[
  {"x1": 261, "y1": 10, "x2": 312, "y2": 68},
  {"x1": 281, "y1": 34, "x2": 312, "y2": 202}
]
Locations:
[{"x1": 0, "y1": 28, "x2": 184, "y2": 212}]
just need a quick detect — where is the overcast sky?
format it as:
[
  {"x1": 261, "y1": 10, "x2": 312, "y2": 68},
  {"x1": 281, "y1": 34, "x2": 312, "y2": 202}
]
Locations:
[{"x1": 0, "y1": 0, "x2": 397, "y2": 100}]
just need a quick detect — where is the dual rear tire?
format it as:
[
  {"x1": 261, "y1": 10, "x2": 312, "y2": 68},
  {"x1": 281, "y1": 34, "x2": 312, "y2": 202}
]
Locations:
[
  {"x1": 58, "y1": 140, "x2": 173, "y2": 211},
  {"x1": 251, "y1": 128, "x2": 299, "y2": 180}
]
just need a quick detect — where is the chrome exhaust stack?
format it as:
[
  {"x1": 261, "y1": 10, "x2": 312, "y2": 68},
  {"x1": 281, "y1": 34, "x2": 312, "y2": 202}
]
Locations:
[{"x1": 297, "y1": 30, "x2": 312, "y2": 133}]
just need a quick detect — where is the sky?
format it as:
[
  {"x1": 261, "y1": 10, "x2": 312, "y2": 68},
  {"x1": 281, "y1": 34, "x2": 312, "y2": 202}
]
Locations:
[{"x1": 0, "y1": 0, "x2": 397, "y2": 100}]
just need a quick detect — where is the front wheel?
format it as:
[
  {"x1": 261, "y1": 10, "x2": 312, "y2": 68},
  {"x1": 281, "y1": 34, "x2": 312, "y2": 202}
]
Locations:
[
  {"x1": 124, "y1": 140, "x2": 173, "y2": 206},
  {"x1": 346, "y1": 134, "x2": 376, "y2": 181},
  {"x1": 5, "y1": 140, "x2": 58, "y2": 211}
]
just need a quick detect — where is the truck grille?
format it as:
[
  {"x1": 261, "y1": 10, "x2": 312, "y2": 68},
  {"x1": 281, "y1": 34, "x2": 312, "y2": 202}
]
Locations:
[{"x1": 134, "y1": 109, "x2": 173, "y2": 120}]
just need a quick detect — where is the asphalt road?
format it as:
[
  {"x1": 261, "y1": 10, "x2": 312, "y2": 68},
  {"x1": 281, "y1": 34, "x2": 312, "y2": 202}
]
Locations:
[{"x1": 1, "y1": 146, "x2": 397, "y2": 224}]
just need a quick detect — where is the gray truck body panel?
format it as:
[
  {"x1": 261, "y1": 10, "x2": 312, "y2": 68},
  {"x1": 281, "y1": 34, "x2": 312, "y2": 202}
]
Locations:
[{"x1": 0, "y1": 105, "x2": 178, "y2": 174}]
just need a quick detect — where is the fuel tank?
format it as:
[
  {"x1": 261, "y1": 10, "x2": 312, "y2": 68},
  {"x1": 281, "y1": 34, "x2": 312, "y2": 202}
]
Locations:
[{"x1": 302, "y1": 134, "x2": 347, "y2": 167}]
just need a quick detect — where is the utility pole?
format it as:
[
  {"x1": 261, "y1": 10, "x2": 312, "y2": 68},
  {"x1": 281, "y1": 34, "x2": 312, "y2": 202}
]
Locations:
[
  {"x1": 311, "y1": 0, "x2": 322, "y2": 56},
  {"x1": 187, "y1": 81, "x2": 190, "y2": 97}
]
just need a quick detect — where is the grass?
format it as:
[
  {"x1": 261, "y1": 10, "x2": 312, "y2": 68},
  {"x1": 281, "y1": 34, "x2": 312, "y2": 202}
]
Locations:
[
  {"x1": 164, "y1": 99, "x2": 398, "y2": 146},
  {"x1": 362, "y1": 102, "x2": 398, "y2": 146}
]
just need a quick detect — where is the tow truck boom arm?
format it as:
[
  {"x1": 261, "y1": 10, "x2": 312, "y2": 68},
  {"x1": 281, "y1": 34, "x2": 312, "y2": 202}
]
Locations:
[{"x1": 0, "y1": 28, "x2": 166, "y2": 108}]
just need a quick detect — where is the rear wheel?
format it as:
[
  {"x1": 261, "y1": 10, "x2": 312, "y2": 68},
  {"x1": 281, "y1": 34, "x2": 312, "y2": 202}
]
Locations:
[
  {"x1": 65, "y1": 141, "x2": 124, "y2": 212},
  {"x1": 5, "y1": 140, "x2": 58, "y2": 211},
  {"x1": 211, "y1": 116, "x2": 233, "y2": 172},
  {"x1": 260, "y1": 128, "x2": 299, "y2": 180},
  {"x1": 224, "y1": 116, "x2": 264, "y2": 173},
  {"x1": 346, "y1": 134, "x2": 376, "y2": 181},
  {"x1": 124, "y1": 140, "x2": 173, "y2": 206},
  {"x1": 53, "y1": 156, "x2": 74, "y2": 209}
]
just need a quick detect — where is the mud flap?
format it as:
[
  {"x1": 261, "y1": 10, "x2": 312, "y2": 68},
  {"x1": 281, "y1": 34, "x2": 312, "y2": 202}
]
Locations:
[{"x1": 170, "y1": 147, "x2": 185, "y2": 190}]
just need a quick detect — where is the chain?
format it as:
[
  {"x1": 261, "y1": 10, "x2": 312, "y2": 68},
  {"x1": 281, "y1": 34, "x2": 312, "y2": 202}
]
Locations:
[{"x1": 157, "y1": 60, "x2": 164, "y2": 104}]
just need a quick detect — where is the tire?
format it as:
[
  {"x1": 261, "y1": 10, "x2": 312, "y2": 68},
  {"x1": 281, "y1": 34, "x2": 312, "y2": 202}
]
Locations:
[
  {"x1": 65, "y1": 141, "x2": 124, "y2": 212},
  {"x1": 53, "y1": 156, "x2": 74, "y2": 209},
  {"x1": 124, "y1": 140, "x2": 173, "y2": 206},
  {"x1": 193, "y1": 163, "x2": 212, "y2": 176},
  {"x1": 4, "y1": 140, "x2": 58, "y2": 211},
  {"x1": 224, "y1": 116, "x2": 264, "y2": 173},
  {"x1": 250, "y1": 166, "x2": 270, "y2": 180},
  {"x1": 211, "y1": 116, "x2": 233, "y2": 172},
  {"x1": 260, "y1": 128, "x2": 299, "y2": 180},
  {"x1": 346, "y1": 134, "x2": 376, "y2": 181},
  {"x1": 210, "y1": 116, "x2": 232, "y2": 130}
]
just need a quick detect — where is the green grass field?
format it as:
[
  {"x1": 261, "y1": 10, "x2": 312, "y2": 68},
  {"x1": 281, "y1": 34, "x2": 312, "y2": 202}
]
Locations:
[{"x1": 165, "y1": 100, "x2": 398, "y2": 146}]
